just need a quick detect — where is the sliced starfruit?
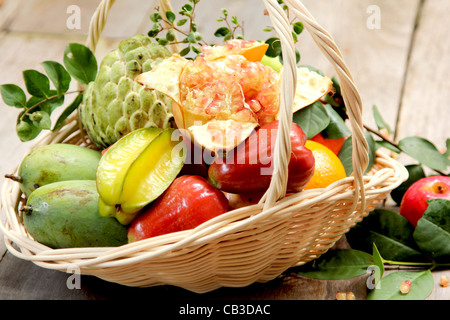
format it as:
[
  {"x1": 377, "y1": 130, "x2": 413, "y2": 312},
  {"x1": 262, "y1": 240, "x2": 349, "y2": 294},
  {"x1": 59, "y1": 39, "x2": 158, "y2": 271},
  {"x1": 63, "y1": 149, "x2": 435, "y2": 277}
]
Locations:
[
  {"x1": 97, "y1": 127, "x2": 185, "y2": 225},
  {"x1": 96, "y1": 127, "x2": 163, "y2": 207},
  {"x1": 119, "y1": 128, "x2": 185, "y2": 215}
]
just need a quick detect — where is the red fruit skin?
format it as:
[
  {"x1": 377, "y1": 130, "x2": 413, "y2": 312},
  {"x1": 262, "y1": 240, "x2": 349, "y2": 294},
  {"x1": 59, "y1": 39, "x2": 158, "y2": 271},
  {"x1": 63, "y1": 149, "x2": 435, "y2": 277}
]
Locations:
[
  {"x1": 399, "y1": 176, "x2": 450, "y2": 227},
  {"x1": 179, "y1": 135, "x2": 209, "y2": 178},
  {"x1": 127, "y1": 175, "x2": 229, "y2": 241},
  {"x1": 208, "y1": 121, "x2": 315, "y2": 193}
]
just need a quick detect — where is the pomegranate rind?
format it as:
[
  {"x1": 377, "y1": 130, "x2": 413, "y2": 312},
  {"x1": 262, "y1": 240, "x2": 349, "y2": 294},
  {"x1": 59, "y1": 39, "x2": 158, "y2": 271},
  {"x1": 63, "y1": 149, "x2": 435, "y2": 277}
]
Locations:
[
  {"x1": 136, "y1": 43, "x2": 334, "y2": 153},
  {"x1": 188, "y1": 119, "x2": 258, "y2": 154},
  {"x1": 290, "y1": 67, "x2": 335, "y2": 114}
]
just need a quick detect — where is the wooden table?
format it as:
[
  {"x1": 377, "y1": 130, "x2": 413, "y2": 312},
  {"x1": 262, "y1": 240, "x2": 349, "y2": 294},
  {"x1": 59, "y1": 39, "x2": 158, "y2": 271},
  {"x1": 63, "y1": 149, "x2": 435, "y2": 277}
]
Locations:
[{"x1": 0, "y1": 0, "x2": 449, "y2": 300}]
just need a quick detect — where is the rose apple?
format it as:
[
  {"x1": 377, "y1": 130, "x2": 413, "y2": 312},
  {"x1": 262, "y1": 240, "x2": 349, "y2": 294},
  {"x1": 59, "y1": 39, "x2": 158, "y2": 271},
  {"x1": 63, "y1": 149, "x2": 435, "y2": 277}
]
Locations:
[
  {"x1": 178, "y1": 135, "x2": 209, "y2": 178},
  {"x1": 207, "y1": 121, "x2": 315, "y2": 193},
  {"x1": 127, "y1": 175, "x2": 229, "y2": 241},
  {"x1": 399, "y1": 176, "x2": 450, "y2": 227}
]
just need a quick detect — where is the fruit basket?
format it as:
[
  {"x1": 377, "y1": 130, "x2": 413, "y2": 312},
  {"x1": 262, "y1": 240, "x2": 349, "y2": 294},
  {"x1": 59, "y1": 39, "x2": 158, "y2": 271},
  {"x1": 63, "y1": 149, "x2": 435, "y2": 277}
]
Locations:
[{"x1": 0, "y1": 0, "x2": 408, "y2": 293}]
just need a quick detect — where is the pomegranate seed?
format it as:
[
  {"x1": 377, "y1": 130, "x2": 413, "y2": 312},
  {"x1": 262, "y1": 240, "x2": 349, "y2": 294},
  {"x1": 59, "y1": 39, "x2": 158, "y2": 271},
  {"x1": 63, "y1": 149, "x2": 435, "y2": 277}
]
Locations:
[
  {"x1": 346, "y1": 292, "x2": 356, "y2": 300},
  {"x1": 335, "y1": 292, "x2": 347, "y2": 300},
  {"x1": 440, "y1": 275, "x2": 449, "y2": 287},
  {"x1": 399, "y1": 280, "x2": 412, "y2": 294}
]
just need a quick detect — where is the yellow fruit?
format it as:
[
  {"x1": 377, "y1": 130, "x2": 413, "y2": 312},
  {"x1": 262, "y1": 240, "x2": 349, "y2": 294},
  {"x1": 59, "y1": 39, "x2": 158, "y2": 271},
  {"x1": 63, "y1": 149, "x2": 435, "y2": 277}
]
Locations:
[
  {"x1": 303, "y1": 140, "x2": 347, "y2": 190},
  {"x1": 96, "y1": 127, "x2": 185, "y2": 225}
]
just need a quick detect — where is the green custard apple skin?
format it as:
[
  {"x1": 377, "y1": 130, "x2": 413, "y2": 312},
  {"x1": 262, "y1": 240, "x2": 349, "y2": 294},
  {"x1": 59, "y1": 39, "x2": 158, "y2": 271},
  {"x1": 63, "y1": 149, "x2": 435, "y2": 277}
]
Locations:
[
  {"x1": 80, "y1": 34, "x2": 175, "y2": 149},
  {"x1": 22, "y1": 180, "x2": 128, "y2": 248},
  {"x1": 18, "y1": 143, "x2": 101, "y2": 197}
]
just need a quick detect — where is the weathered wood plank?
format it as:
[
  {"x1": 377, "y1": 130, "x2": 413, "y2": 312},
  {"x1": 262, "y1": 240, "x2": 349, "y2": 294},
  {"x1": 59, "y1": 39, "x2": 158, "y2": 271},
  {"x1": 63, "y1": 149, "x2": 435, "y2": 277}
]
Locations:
[
  {"x1": 6, "y1": 0, "x2": 158, "y2": 39},
  {"x1": 0, "y1": 0, "x2": 21, "y2": 31},
  {"x1": 396, "y1": 0, "x2": 450, "y2": 165},
  {"x1": 296, "y1": 0, "x2": 420, "y2": 132}
]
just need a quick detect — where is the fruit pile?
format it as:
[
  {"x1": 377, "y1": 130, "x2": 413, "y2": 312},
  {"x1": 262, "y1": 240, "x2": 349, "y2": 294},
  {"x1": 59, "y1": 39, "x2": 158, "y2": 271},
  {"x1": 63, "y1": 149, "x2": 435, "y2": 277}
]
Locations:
[{"x1": 7, "y1": 35, "x2": 349, "y2": 249}]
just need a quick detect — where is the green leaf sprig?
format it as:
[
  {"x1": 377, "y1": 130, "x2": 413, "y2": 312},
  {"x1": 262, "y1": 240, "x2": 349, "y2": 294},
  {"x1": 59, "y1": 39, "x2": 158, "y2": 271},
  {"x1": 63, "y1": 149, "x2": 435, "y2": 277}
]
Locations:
[
  {"x1": 297, "y1": 200, "x2": 449, "y2": 300},
  {"x1": 148, "y1": 0, "x2": 207, "y2": 57},
  {"x1": 0, "y1": 43, "x2": 97, "y2": 142}
]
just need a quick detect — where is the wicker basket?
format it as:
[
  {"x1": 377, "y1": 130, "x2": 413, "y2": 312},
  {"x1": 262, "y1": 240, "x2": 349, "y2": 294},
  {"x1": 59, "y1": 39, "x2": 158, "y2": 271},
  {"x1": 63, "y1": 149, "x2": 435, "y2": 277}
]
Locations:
[{"x1": 0, "y1": 0, "x2": 408, "y2": 293}]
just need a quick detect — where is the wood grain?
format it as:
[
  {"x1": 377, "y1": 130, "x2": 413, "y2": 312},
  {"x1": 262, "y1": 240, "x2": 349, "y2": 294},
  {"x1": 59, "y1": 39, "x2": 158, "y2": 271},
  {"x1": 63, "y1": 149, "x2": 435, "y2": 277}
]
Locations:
[{"x1": 395, "y1": 0, "x2": 450, "y2": 167}]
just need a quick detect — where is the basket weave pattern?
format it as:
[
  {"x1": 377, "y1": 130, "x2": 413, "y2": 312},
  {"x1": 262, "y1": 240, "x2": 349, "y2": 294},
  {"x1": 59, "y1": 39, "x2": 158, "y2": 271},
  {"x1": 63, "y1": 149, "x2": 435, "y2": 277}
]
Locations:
[{"x1": 0, "y1": 0, "x2": 408, "y2": 293}]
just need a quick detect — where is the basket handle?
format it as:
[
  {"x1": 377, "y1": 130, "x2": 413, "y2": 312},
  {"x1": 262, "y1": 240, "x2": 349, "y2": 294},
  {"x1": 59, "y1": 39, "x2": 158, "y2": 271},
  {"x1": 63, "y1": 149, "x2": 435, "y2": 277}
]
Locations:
[{"x1": 86, "y1": 0, "x2": 368, "y2": 211}]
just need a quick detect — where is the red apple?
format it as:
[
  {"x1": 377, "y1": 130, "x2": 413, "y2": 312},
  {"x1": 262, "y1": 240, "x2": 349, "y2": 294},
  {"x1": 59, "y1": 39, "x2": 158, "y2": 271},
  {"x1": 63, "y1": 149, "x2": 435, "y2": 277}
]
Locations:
[
  {"x1": 127, "y1": 175, "x2": 229, "y2": 241},
  {"x1": 399, "y1": 176, "x2": 450, "y2": 227}
]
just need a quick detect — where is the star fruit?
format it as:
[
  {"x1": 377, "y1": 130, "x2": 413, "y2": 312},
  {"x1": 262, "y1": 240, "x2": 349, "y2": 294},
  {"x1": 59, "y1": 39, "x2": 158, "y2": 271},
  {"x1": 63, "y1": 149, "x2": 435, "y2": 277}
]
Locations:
[{"x1": 96, "y1": 127, "x2": 185, "y2": 225}]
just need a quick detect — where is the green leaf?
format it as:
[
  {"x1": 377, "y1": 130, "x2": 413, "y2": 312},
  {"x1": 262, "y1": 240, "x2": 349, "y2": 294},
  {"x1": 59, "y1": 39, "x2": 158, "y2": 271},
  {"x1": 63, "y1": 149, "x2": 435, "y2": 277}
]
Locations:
[
  {"x1": 322, "y1": 104, "x2": 351, "y2": 139},
  {"x1": 445, "y1": 138, "x2": 450, "y2": 166},
  {"x1": 346, "y1": 209, "x2": 425, "y2": 262},
  {"x1": 166, "y1": 29, "x2": 176, "y2": 42},
  {"x1": 372, "y1": 105, "x2": 393, "y2": 134},
  {"x1": 187, "y1": 31, "x2": 202, "y2": 43},
  {"x1": 390, "y1": 164, "x2": 426, "y2": 205},
  {"x1": 398, "y1": 136, "x2": 449, "y2": 172},
  {"x1": 177, "y1": 18, "x2": 188, "y2": 26},
  {"x1": 214, "y1": 27, "x2": 231, "y2": 38},
  {"x1": 296, "y1": 249, "x2": 373, "y2": 280},
  {"x1": 414, "y1": 199, "x2": 450, "y2": 262},
  {"x1": 0, "y1": 84, "x2": 27, "y2": 108},
  {"x1": 367, "y1": 270, "x2": 434, "y2": 300},
  {"x1": 41, "y1": 61, "x2": 71, "y2": 97},
  {"x1": 179, "y1": 45, "x2": 191, "y2": 57},
  {"x1": 293, "y1": 101, "x2": 330, "y2": 139},
  {"x1": 339, "y1": 132, "x2": 376, "y2": 175},
  {"x1": 23, "y1": 69, "x2": 50, "y2": 98},
  {"x1": 52, "y1": 93, "x2": 83, "y2": 131},
  {"x1": 265, "y1": 37, "x2": 281, "y2": 58},
  {"x1": 181, "y1": 4, "x2": 193, "y2": 14},
  {"x1": 165, "y1": 11, "x2": 176, "y2": 24},
  {"x1": 150, "y1": 12, "x2": 162, "y2": 23},
  {"x1": 157, "y1": 37, "x2": 169, "y2": 46},
  {"x1": 372, "y1": 243, "x2": 385, "y2": 278},
  {"x1": 63, "y1": 43, "x2": 97, "y2": 85},
  {"x1": 292, "y1": 21, "x2": 304, "y2": 35}
]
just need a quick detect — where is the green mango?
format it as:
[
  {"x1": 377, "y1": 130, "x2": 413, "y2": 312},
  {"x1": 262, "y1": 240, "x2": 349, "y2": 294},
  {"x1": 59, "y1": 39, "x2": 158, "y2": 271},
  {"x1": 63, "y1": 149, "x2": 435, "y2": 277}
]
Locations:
[
  {"x1": 22, "y1": 180, "x2": 128, "y2": 248},
  {"x1": 17, "y1": 143, "x2": 101, "y2": 197}
]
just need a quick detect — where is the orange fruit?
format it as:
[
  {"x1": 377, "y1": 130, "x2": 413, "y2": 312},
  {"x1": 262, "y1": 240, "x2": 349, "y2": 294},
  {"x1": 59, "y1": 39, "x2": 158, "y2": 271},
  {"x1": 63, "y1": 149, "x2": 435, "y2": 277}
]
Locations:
[
  {"x1": 201, "y1": 39, "x2": 269, "y2": 62},
  {"x1": 311, "y1": 132, "x2": 346, "y2": 155},
  {"x1": 303, "y1": 140, "x2": 347, "y2": 190}
]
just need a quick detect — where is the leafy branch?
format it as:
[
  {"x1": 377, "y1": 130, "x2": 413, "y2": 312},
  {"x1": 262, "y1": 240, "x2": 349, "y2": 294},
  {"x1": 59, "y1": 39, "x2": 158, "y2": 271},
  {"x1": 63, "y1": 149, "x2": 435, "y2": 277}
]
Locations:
[
  {"x1": 296, "y1": 199, "x2": 450, "y2": 300},
  {"x1": 0, "y1": 43, "x2": 97, "y2": 142}
]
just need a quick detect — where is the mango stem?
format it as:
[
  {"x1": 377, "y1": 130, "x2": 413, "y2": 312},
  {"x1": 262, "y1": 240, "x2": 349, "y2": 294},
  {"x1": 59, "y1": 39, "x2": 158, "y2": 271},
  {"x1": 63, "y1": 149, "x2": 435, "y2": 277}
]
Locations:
[{"x1": 5, "y1": 174, "x2": 23, "y2": 183}]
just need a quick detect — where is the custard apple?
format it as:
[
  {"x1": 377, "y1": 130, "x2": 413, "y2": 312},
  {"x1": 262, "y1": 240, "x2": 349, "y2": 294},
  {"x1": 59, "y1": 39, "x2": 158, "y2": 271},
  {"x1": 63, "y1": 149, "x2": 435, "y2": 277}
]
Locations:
[{"x1": 79, "y1": 34, "x2": 174, "y2": 149}]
